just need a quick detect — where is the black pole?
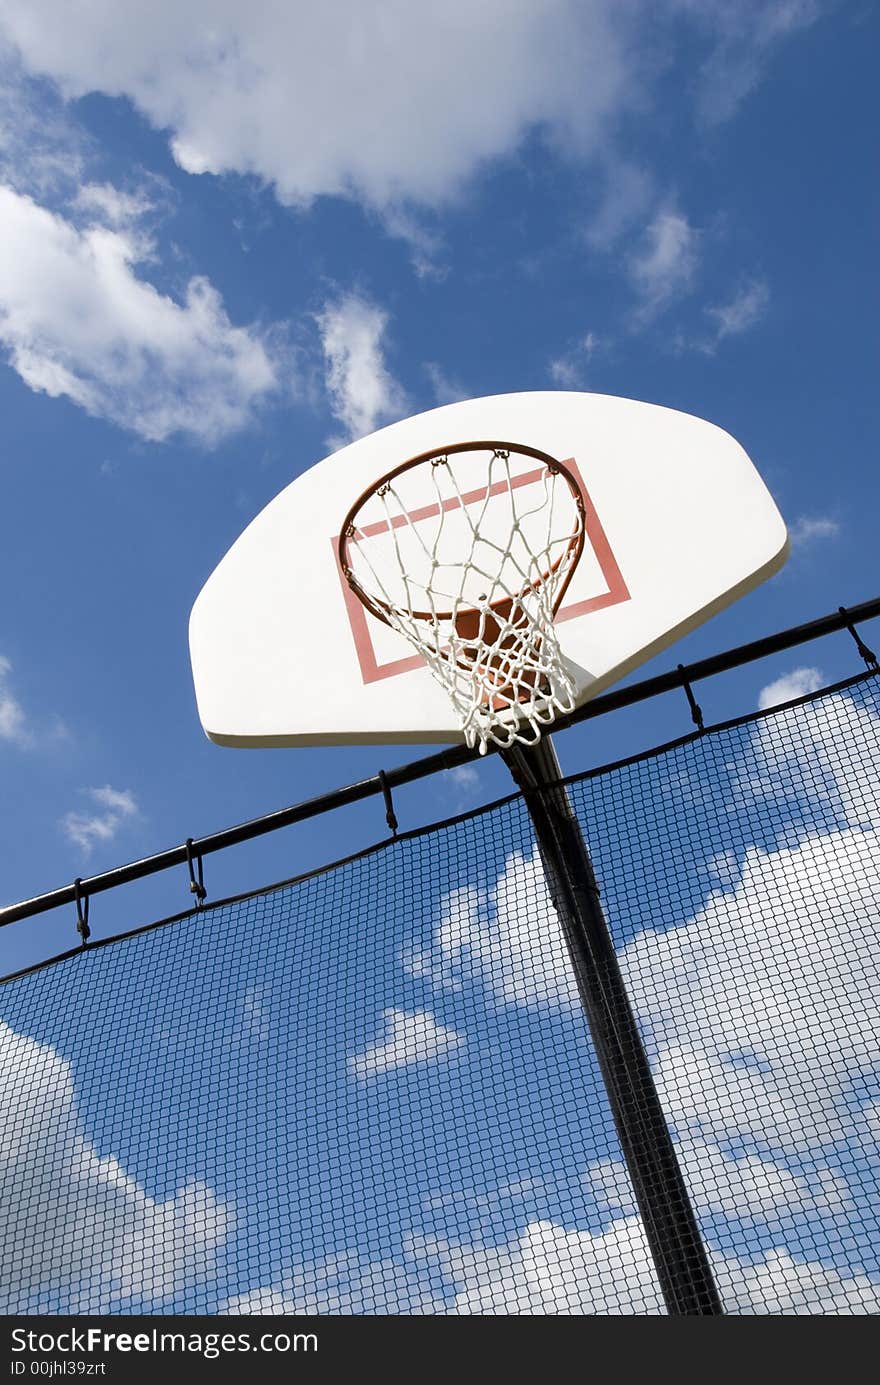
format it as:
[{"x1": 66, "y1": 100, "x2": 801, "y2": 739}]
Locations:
[{"x1": 502, "y1": 737, "x2": 723, "y2": 1315}]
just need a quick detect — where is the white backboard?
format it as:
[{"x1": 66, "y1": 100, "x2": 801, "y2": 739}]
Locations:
[{"x1": 189, "y1": 392, "x2": 789, "y2": 746}]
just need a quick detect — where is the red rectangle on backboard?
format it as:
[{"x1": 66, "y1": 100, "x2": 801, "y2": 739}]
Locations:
[{"x1": 332, "y1": 457, "x2": 630, "y2": 685}]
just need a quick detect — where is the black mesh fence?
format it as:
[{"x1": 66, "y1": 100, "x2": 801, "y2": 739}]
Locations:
[{"x1": 1, "y1": 673, "x2": 879, "y2": 1314}]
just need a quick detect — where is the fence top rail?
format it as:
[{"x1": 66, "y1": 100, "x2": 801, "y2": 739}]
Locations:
[{"x1": 2, "y1": 595, "x2": 878, "y2": 930}]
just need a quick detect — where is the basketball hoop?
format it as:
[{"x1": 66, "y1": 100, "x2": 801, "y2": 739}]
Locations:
[{"x1": 338, "y1": 441, "x2": 587, "y2": 753}]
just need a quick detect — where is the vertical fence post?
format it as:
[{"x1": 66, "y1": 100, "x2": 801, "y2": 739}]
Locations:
[{"x1": 502, "y1": 737, "x2": 723, "y2": 1315}]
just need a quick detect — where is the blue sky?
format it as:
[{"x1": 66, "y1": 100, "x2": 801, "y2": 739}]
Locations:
[{"x1": 0, "y1": 2, "x2": 879, "y2": 1314}]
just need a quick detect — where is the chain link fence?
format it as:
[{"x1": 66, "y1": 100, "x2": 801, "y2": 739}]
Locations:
[{"x1": 2, "y1": 672, "x2": 879, "y2": 1314}]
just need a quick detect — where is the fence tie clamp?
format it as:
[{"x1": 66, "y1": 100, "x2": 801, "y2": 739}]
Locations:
[
  {"x1": 73, "y1": 878, "x2": 90, "y2": 945},
  {"x1": 839, "y1": 606, "x2": 879, "y2": 670},
  {"x1": 185, "y1": 838, "x2": 207, "y2": 904},
  {"x1": 377, "y1": 770, "x2": 399, "y2": 837},
  {"x1": 677, "y1": 666, "x2": 705, "y2": 731}
]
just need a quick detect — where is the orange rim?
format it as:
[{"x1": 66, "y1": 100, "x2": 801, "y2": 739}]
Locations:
[{"x1": 338, "y1": 440, "x2": 586, "y2": 629}]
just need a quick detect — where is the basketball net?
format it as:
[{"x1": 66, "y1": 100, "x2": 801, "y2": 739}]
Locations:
[{"x1": 339, "y1": 444, "x2": 586, "y2": 754}]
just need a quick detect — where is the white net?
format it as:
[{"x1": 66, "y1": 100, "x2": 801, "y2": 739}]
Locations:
[{"x1": 342, "y1": 445, "x2": 586, "y2": 753}]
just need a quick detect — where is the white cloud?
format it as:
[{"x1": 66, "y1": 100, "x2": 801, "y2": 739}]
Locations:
[
  {"x1": 548, "y1": 332, "x2": 600, "y2": 388},
  {"x1": 676, "y1": 277, "x2": 770, "y2": 355},
  {"x1": 448, "y1": 765, "x2": 479, "y2": 791},
  {"x1": 619, "y1": 811, "x2": 880, "y2": 1152},
  {"x1": 704, "y1": 848, "x2": 740, "y2": 887},
  {"x1": 444, "y1": 763, "x2": 482, "y2": 810},
  {"x1": 436, "y1": 1212, "x2": 879, "y2": 1314},
  {"x1": 90, "y1": 785, "x2": 138, "y2": 815},
  {"x1": 722, "y1": 1247, "x2": 880, "y2": 1315},
  {"x1": 0, "y1": 5, "x2": 817, "y2": 224},
  {"x1": 441, "y1": 1216, "x2": 665, "y2": 1314},
  {"x1": 379, "y1": 207, "x2": 447, "y2": 280},
  {"x1": 629, "y1": 210, "x2": 700, "y2": 317},
  {"x1": 618, "y1": 715, "x2": 880, "y2": 1155},
  {"x1": 671, "y1": 1, "x2": 821, "y2": 125},
  {"x1": 61, "y1": 783, "x2": 139, "y2": 855},
  {"x1": 0, "y1": 3, "x2": 634, "y2": 214},
  {"x1": 758, "y1": 666, "x2": 824, "y2": 711},
  {"x1": 316, "y1": 294, "x2": 406, "y2": 442},
  {"x1": 416, "y1": 821, "x2": 877, "y2": 1166},
  {"x1": 548, "y1": 357, "x2": 582, "y2": 389},
  {"x1": 424, "y1": 361, "x2": 469, "y2": 406},
  {"x1": 864, "y1": 1103, "x2": 880, "y2": 1141},
  {"x1": 0, "y1": 186, "x2": 280, "y2": 443},
  {"x1": 788, "y1": 515, "x2": 841, "y2": 547},
  {"x1": 221, "y1": 1245, "x2": 447, "y2": 1315},
  {"x1": 585, "y1": 162, "x2": 654, "y2": 250},
  {"x1": 706, "y1": 278, "x2": 769, "y2": 341},
  {"x1": 348, "y1": 1008, "x2": 464, "y2": 1081},
  {"x1": 72, "y1": 181, "x2": 156, "y2": 228},
  {"x1": 0, "y1": 1021, "x2": 231, "y2": 1312},
  {"x1": 221, "y1": 1206, "x2": 880, "y2": 1314},
  {"x1": 0, "y1": 55, "x2": 88, "y2": 200},
  {"x1": 0, "y1": 655, "x2": 31, "y2": 747},
  {"x1": 238, "y1": 985, "x2": 273, "y2": 1044},
  {"x1": 404, "y1": 857, "x2": 580, "y2": 1009},
  {"x1": 588, "y1": 1139, "x2": 850, "y2": 1226},
  {"x1": 735, "y1": 689, "x2": 880, "y2": 834}
]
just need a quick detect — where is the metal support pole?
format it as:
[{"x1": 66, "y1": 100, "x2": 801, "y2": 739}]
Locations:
[{"x1": 502, "y1": 737, "x2": 723, "y2": 1316}]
